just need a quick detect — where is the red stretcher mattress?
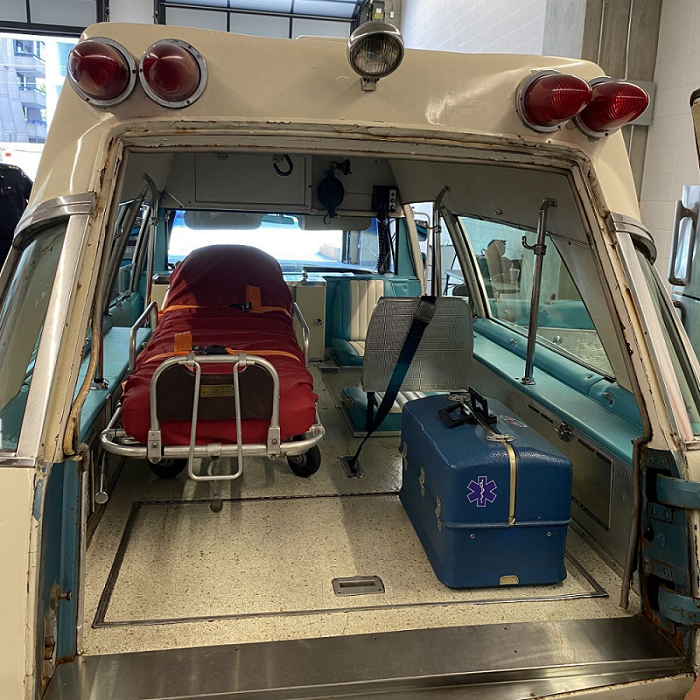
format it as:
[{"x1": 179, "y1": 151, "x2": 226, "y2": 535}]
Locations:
[{"x1": 121, "y1": 245, "x2": 318, "y2": 446}]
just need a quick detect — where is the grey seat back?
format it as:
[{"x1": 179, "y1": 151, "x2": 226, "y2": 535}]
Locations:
[{"x1": 361, "y1": 297, "x2": 473, "y2": 393}]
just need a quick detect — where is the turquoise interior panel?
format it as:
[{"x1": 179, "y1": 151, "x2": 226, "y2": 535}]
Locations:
[
  {"x1": 109, "y1": 292, "x2": 145, "y2": 328},
  {"x1": 341, "y1": 386, "x2": 403, "y2": 433},
  {"x1": 324, "y1": 274, "x2": 421, "y2": 346},
  {"x1": 78, "y1": 326, "x2": 151, "y2": 440},
  {"x1": 472, "y1": 319, "x2": 640, "y2": 465}
]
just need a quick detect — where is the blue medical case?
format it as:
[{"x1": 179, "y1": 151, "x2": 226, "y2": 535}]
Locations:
[{"x1": 400, "y1": 392, "x2": 572, "y2": 588}]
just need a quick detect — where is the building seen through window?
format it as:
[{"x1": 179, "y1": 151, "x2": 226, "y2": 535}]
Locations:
[{"x1": 0, "y1": 32, "x2": 76, "y2": 179}]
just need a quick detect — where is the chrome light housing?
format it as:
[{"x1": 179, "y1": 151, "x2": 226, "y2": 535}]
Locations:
[{"x1": 347, "y1": 21, "x2": 404, "y2": 89}]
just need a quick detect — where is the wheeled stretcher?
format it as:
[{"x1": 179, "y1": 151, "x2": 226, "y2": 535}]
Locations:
[{"x1": 100, "y1": 245, "x2": 324, "y2": 510}]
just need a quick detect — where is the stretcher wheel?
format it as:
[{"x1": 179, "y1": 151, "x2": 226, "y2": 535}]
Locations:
[
  {"x1": 287, "y1": 446, "x2": 321, "y2": 478},
  {"x1": 148, "y1": 458, "x2": 188, "y2": 479}
]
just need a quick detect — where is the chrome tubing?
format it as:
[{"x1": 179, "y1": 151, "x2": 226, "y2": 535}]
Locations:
[
  {"x1": 148, "y1": 353, "x2": 283, "y2": 479},
  {"x1": 95, "y1": 451, "x2": 109, "y2": 504},
  {"x1": 128, "y1": 300, "x2": 158, "y2": 372},
  {"x1": 521, "y1": 198, "x2": 557, "y2": 385},
  {"x1": 99, "y1": 404, "x2": 324, "y2": 462},
  {"x1": 292, "y1": 302, "x2": 310, "y2": 368}
]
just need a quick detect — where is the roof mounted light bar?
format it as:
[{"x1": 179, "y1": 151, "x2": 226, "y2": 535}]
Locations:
[{"x1": 347, "y1": 21, "x2": 404, "y2": 91}]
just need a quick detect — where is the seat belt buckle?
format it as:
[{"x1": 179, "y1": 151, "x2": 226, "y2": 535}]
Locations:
[{"x1": 415, "y1": 298, "x2": 436, "y2": 324}]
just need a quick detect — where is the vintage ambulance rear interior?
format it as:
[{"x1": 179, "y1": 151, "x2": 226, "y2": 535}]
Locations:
[
  {"x1": 8, "y1": 23, "x2": 698, "y2": 700},
  {"x1": 18, "y1": 142, "x2": 683, "y2": 697}
]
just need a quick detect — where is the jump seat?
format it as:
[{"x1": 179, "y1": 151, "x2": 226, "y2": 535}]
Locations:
[{"x1": 329, "y1": 276, "x2": 421, "y2": 367}]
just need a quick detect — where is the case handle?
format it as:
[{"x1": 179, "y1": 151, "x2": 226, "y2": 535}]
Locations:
[{"x1": 469, "y1": 388, "x2": 498, "y2": 425}]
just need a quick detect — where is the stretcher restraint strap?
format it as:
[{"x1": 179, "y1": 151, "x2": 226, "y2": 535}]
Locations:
[
  {"x1": 347, "y1": 296, "x2": 437, "y2": 469},
  {"x1": 144, "y1": 343, "x2": 302, "y2": 366},
  {"x1": 159, "y1": 286, "x2": 290, "y2": 317}
]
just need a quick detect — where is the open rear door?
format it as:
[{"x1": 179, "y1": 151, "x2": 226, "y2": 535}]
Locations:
[{"x1": 693, "y1": 89, "x2": 700, "y2": 167}]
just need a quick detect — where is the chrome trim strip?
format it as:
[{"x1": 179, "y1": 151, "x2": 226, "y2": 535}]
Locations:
[
  {"x1": 609, "y1": 212, "x2": 657, "y2": 262},
  {"x1": 16, "y1": 214, "x2": 92, "y2": 460},
  {"x1": 0, "y1": 457, "x2": 38, "y2": 468},
  {"x1": 16, "y1": 193, "x2": 94, "y2": 238}
]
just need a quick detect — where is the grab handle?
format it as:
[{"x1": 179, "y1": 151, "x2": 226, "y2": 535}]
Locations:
[{"x1": 469, "y1": 388, "x2": 497, "y2": 425}]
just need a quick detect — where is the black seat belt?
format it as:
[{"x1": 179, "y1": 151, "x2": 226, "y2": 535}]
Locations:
[{"x1": 343, "y1": 296, "x2": 436, "y2": 475}]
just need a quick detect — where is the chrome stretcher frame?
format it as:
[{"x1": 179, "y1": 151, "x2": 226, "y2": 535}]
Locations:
[{"x1": 99, "y1": 300, "x2": 324, "y2": 507}]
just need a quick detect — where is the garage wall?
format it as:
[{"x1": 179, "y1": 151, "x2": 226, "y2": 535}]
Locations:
[
  {"x1": 401, "y1": 0, "x2": 546, "y2": 54},
  {"x1": 110, "y1": 0, "x2": 152, "y2": 24},
  {"x1": 639, "y1": 0, "x2": 700, "y2": 280}
]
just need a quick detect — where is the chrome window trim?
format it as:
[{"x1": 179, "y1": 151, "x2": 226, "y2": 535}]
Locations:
[
  {"x1": 609, "y1": 212, "x2": 657, "y2": 263},
  {"x1": 13, "y1": 213, "x2": 92, "y2": 461},
  {"x1": 15, "y1": 193, "x2": 95, "y2": 240},
  {"x1": 614, "y1": 218, "x2": 700, "y2": 448}
]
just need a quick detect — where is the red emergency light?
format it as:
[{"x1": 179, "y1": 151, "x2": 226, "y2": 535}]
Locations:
[
  {"x1": 67, "y1": 38, "x2": 136, "y2": 106},
  {"x1": 139, "y1": 39, "x2": 207, "y2": 108},
  {"x1": 517, "y1": 70, "x2": 592, "y2": 132},
  {"x1": 575, "y1": 79, "x2": 649, "y2": 137}
]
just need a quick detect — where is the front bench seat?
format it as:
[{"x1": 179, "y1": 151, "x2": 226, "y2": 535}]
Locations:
[{"x1": 331, "y1": 279, "x2": 384, "y2": 366}]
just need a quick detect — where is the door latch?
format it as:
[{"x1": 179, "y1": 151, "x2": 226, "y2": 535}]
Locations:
[{"x1": 556, "y1": 421, "x2": 573, "y2": 442}]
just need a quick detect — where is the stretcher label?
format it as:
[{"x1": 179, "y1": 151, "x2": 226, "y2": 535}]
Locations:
[{"x1": 201, "y1": 385, "x2": 235, "y2": 397}]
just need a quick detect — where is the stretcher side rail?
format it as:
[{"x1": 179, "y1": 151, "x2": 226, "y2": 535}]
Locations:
[
  {"x1": 292, "y1": 301, "x2": 310, "y2": 368},
  {"x1": 128, "y1": 300, "x2": 158, "y2": 372}
]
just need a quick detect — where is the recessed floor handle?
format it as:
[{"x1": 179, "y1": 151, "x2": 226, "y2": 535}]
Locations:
[{"x1": 332, "y1": 576, "x2": 385, "y2": 596}]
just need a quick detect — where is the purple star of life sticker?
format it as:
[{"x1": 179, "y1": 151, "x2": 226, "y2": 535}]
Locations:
[{"x1": 467, "y1": 476, "x2": 497, "y2": 507}]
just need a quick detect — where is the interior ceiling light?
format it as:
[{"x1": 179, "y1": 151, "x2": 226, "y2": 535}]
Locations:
[
  {"x1": 575, "y1": 78, "x2": 649, "y2": 138},
  {"x1": 139, "y1": 39, "x2": 207, "y2": 109},
  {"x1": 347, "y1": 21, "x2": 404, "y2": 91},
  {"x1": 516, "y1": 70, "x2": 592, "y2": 132},
  {"x1": 67, "y1": 38, "x2": 136, "y2": 106}
]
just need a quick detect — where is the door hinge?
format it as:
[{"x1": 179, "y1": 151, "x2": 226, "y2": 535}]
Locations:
[
  {"x1": 42, "y1": 615, "x2": 57, "y2": 683},
  {"x1": 658, "y1": 587, "x2": 700, "y2": 626},
  {"x1": 656, "y1": 474, "x2": 700, "y2": 510}
]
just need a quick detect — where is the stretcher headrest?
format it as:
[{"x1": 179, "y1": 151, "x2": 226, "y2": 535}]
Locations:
[{"x1": 166, "y1": 245, "x2": 292, "y2": 312}]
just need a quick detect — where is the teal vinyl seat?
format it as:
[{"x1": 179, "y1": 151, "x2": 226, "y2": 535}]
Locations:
[{"x1": 330, "y1": 277, "x2": 421, "y2": 367}]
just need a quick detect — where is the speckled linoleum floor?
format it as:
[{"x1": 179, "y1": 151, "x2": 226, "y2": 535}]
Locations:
[{"x1": 81, "y1": 365, "x2": 637, "y2": 656}]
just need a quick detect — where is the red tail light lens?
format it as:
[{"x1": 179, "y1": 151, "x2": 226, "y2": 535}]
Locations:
[
  {"x1": 576, "y1": 80, "x2": 649, "y2": 137},
  {"x1": 67, "y1": 39, "x2": 136, "y2": 106},
  {"x1": 139, "y1": 39, "x2": 207, "y2": 108},
  {"x1": 517, "y1": 71, "x2": 592, "y2": 132}
]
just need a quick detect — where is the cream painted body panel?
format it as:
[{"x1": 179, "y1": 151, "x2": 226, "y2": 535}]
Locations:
[
  {"x1": 7, "y1": 21, "x2": 699, "y2": 700},
  {"x1": 0, "y1": 468, "x2": 37, "y2": 700},
  {"x1": 24, "y1": 23, "x2": 639, "y2": 225}
]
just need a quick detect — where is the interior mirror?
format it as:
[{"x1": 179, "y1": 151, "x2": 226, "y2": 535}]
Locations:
[{"x1": 183, "y1": 211, "x2": 262, "y2": 229}]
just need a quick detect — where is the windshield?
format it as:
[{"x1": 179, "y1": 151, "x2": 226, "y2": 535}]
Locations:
[{"x1": 168, "y1": 211, "x2": 384, "y2": 273}]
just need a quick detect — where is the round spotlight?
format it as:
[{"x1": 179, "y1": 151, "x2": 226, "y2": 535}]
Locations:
[
  {"x1": 67, "y1": 38, "x2": 136, "y2": 106},
  {"x1": 517, "y1": 70, "x2": 592, "y2": 132},
  {"x1": 348, "y1": 21, "x2": 404, "y2": 81},
  {"x1": 139, "y1": 39, "x2": 207, "y2": 109},
  {"x1": 575, "y1": 78, "x2": 649, "y2": 138}
]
